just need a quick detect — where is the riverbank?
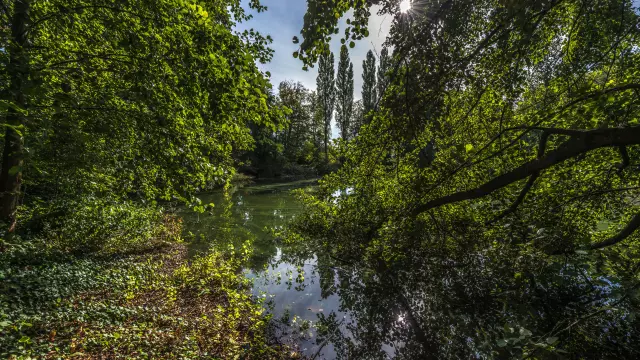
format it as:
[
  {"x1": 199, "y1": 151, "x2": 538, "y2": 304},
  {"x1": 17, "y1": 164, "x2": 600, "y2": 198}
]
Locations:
[{"x1": 0, "y1": 214, "x2": 297, "y2": 359}]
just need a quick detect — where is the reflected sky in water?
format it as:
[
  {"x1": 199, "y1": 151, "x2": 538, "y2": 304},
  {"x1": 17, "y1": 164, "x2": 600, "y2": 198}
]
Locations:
[
  {"x1": 177, "y1": 180, "x2": 639, "y2": 359},
  {"x1": 180, "y1": 180, "x2": 358, "y2": 359}
]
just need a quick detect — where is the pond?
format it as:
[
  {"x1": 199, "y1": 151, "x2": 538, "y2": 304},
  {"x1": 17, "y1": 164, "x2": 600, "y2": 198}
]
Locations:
[
  {"x1": 178, "y1": 180, "x2": 634, "y2": 359},
  {"x1": 180, "y1": 179, "x2": 354, "y2": 359},
  {"x1": 182, "y1": 181, "x2": 633, "y2": 359}
]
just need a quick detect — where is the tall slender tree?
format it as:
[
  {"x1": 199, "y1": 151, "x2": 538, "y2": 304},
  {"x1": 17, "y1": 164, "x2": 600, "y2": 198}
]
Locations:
[
  {"x1": 316, "y1": 51, "x2": 335, "y2": 162},
  {"x1": 335, "y1": 45, "x2": 354, "y2": 141},
  {"x1": 361, "y1": 50, "x2": 377, "y2": 122},
  {"x1": 377, "y1": 46, "x2": 391, "y2": 101}
]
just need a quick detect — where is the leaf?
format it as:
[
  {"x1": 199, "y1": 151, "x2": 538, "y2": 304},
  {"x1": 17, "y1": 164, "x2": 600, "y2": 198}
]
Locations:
[
  {"x1": 293, "y1": 51, "x2": 299, "y2": 58},
  {"x1": 18, "y1": 336, "x2": 30, "y2": 343},
  {"x1": 349, "y1": 41, "x2": 355, "y2": 48},
  {"x1": 292, "y1": 36, "x2": 299, "y2": 44},
  {"x1": 465, "y1": 144, "x2": 474, "y2": 153},
  {"x1": 497, "y1": 339, "x2": 507, "y2": 347},
  {"x1": 546, "y1": 336, "x2": 558, "y2": 345},
  {"x1": 8, "y1": 166, "x2": 22, "y2": 176},
  {"x1": 519, "y1": 328, "x2": 532, "y2": 337}
]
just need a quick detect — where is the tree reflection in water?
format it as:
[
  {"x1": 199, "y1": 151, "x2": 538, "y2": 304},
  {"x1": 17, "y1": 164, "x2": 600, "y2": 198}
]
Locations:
[{"x1": 181, "y1": 181, "x2": 639, "y2": 358}]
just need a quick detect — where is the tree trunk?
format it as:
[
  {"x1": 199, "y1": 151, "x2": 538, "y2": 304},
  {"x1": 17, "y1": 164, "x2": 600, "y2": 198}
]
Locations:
[
  {"x1": 0, "y1": 1, "x2": 29, "y2": 233},
  {"x1": 324, "y1": 126, "x2": 328, "y2": 163},
  {"x1": 285, "y1": 120, "x2": 293, "y2": 159}
]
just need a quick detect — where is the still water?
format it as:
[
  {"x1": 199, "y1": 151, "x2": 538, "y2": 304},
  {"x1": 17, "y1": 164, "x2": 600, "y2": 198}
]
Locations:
[
  {"x1": 180, "y1": 180, "x2": 354, "y2": 359},
  {"x1": 177, "y1": 180, "x2": 631, "y2": 359}
]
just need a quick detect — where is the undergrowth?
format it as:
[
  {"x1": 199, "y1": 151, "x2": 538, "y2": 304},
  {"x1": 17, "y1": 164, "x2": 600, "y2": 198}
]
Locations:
[{"x1": 1, "y1": 208, "x2": 294, "y2": 359}]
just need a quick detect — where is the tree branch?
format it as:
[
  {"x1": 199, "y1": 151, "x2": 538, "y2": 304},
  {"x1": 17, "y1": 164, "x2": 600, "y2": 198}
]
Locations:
[
  {"x1": 421, "y1": 84, "x2": 640, "y2": 199},
  {"x1": 588, "y1": 213, "x2": 640, "y2": 250},
  {"x1": 617, "y1": 146, "x2": 629, "y2": 173},
  {"x1": 486, "y1": 173, "x2": 539, "y2": 225},
  {"x1": 30, "y1": 5, "x2": 155, "y2": 29},
  {"x1": 486, "y1": 132, "x2": 550, "y2": 224},
  {"x1": 413, "y1": 126, "x2": 640, "y2": 216}
]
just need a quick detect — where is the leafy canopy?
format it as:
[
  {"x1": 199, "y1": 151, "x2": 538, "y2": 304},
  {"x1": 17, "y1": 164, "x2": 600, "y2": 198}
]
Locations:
[{"x1": 289, "y1": 0, "x2": 640, "y2": 357}]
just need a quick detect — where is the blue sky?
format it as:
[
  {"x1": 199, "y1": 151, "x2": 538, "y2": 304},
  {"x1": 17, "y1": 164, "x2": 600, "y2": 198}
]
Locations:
[
  {"x1": 238, "y1": 0, "x2": 392, "y2": 98},
  {"x1": 243, "y1": 0, "x2": 640, "y2": 93},
  {"x1": 237, "y1": 0, "x2": 640, "y2": 138},
  {"x1": 236, "y1": 1, "x2": 392, "y2": 138}
]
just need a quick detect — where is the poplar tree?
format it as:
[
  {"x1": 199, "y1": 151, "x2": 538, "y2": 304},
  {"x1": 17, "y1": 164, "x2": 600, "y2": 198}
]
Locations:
[
  {"x1": 361, "y1": 50, "x2": 377, "y2": 121},
  {"x1": 316, "y1": 51, "x2": 335, "y2": 162},
  {"x1": 335, "y1": 45, "x2": 354, "y2": 141},
  {"x1": 377, "y1": 46, "x2": 391, "y2": 101}
]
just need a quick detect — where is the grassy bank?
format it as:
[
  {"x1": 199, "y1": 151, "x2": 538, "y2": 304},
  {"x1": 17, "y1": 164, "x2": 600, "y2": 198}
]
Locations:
[{"x1": 0, "y1": 214, "x2": 294, "y2": 359}]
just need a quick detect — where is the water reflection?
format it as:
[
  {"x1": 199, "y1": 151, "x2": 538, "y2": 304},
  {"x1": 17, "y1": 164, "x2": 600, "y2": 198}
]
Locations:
[
  {"x1": 181, "y1": 180, "x2": 353, "y2": 358},
  {"x1": 180, "y1": 180, "x2": 640, "y2": 359},
  {"x1": 180, "y1": 180, "x2": 314, "y2": 271}
]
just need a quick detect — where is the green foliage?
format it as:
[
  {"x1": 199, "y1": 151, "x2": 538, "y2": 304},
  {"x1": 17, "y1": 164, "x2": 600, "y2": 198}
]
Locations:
[
  {"x1": 317, "y1": 51, "x2": 336, "y2": 163},
  {"x1": 377, "y1": 46, "x2": 391, "y2": 101},
  {"x1": 293, "y1": 0, "x2": 372, "y2": 66},
  {"x1": 290, "y1": 0, "x2": 640, "y2": 357},
  {"x1": 0, "y1": 223, "x2": 287, "y2": 358},
  {"x1": 277, "y1": 81, "x2": 314, "y2": 163},
  {"x1": 350, "y1": 99, "x2": 365, "y2": 137},
  {"x1": 22, "y1": 198, "x2": 165, "y2": 255},
  {"x1": 361, "y1": 50, "x2": 377, "y2": 121},
  {"x1": 244, "y1": 81, "x2": 332, "y2": 178},
  {"x1": 1, "y1": 0, "x2": 280, "y2": 220},
  {"x1": 336, "y1": 45, "x2": 355, "y2": 141}
]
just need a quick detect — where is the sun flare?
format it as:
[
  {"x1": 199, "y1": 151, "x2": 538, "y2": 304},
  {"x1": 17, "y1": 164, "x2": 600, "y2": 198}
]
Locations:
[{"x1": 399, "y1": 0, "x2": 412, "y2": 13}]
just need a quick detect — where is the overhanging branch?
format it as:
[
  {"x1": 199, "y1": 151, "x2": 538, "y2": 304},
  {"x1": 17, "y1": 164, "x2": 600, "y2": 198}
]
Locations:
[
  {"x1": 589, "y1": 214, "x2": 640, "y2": 250},
  {"x1": 617, "y1": 146, "x2": 629, "y2": 173},
  {"x1": 414, "y1": 126, "x2": 640, "y2": 216},
  {"x1": 486, "y1": 132, "x2": 550, "y2": 224}
]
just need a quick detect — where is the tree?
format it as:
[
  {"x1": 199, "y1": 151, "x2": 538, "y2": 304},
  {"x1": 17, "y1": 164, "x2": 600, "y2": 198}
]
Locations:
[
  {"x1": 377, "y1": 46, "x2": 391, "y2": 101},
  {"x1": 335, "y1": 45, "x2": 354, "y2": 141},
  {"x1": 0, "y1": 0, "x2": 29, "y2": 233},
  {"x1": 350, "y1": 99, "x2": 364, "y2": 137},
  {"x1": 293, "y1": 0, "x2": 640, "y2": 357},
  {"x1": 244, "y1": 89, "x2": 289, "y2": 177},
  {"x1": 316, "y1": 51, "x2": 335, "y2": 162},
  {"x1": 307, "y1": 90, "x2": 326, "y2": 164},
  {"x1": 361, "y1": 50, "x2": 377, "y2": 121},
  {"x1": 277, "y1": 81, "x2": 311, "y2": 162},
  {"x1": 307, "y1": 90, "x2": 326, "y2": 163},
  {"x1": 0, "y1": 0, "x2": 277, "y2": 234}
]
